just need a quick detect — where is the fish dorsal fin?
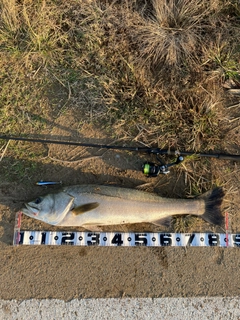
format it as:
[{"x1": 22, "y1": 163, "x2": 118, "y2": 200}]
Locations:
[{"x1": 72, "y1": 202, "x2": 99, "y2": 216}]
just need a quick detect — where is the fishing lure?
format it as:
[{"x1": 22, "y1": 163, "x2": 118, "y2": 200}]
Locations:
[{"x1": 36, "y1": 181, "x2": 62, "y2": 186}]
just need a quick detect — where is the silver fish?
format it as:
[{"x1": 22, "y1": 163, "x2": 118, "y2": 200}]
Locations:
[{"x1": 21, "y1": 185, "x2": 224, "y2": 228}]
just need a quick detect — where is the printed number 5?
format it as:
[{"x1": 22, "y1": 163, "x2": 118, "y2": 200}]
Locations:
[{"x1": 135, "y1": 234, "x2": 147, "y2": 246}]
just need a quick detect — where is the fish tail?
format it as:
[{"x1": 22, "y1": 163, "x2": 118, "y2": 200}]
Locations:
[{"x1": 201, "y1": 187, "x2": 224, "y2": 226}]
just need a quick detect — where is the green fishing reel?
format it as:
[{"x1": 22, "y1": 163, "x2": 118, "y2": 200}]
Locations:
[{"x1": 142, "y1": 156, "x2": 184, "y2": 177}]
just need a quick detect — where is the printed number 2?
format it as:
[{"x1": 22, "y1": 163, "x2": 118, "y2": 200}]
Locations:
[{"x1": 61, "y1": 232, "x2": 75, "y2": 245}]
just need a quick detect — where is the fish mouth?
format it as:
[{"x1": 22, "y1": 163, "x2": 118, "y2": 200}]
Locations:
[{"x1": 21, "y1": 203, "x2": 39, "y2": 217}]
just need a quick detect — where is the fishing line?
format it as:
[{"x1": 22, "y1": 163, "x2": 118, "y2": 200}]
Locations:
[{"x1": 13, "y1": 212, "x2": 237, "y2": 248}]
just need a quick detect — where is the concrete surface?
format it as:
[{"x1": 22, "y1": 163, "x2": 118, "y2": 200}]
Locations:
[{"x1": 1, "y1": 298, "x2": 240, "y2": 320}]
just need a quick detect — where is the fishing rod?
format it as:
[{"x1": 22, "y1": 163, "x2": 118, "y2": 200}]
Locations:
[{"x1": 0, "y1": 134, "x2": 240, "y2": 177}]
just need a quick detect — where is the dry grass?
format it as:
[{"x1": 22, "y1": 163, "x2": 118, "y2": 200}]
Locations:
[
  {"x1": 130, "y1": 0, "x2": 239, "y2": 83},
  {"x1": 0, "y1": 0, "x2": 69, "y2": 67},
  {"x1": 0, "y1": 0, "x2": 240, "y2": 230},
  {"x1": 132, "y1": 0, "x2": 207, "y2": 67},
  {"x1": 0, "y1": 0, "x2": 239, "y2": 146}
]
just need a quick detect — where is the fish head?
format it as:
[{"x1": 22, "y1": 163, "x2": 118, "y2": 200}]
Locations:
[{"x1": 21, "y1": 192, "x2": 74, "y2": 225}]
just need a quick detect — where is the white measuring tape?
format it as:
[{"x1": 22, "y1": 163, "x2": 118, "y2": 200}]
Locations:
[
  {"x1": 14, "y1": 212, "x2": 237, "y2": 247},
  {"x1": 14, "y1": 230, "x2": 240, "y2": 247}
]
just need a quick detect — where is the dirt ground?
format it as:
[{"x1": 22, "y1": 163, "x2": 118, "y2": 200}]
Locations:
[{"x1": 0, "y1": 111, "x2": 240, "y2": 300}]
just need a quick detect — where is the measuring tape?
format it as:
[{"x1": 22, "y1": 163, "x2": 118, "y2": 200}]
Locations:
[
  {"x1": 13, "y1": 230, "x2": 240, "y2": 247},
  {"x1": 13, "y1": 211, "x2": 238, "y2": 247}
]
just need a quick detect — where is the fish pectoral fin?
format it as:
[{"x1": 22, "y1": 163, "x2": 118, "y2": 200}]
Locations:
[
  {"x1": 152, "y1": 217, "x2": 172, "y2": 227},
  {"x1": 72, "y1": 202, "x2": 99, "y2": 216}
]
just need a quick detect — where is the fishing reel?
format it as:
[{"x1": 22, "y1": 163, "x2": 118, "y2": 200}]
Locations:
[{"x1": 142, "y1": 155, "x2": 184, "y2": 177}]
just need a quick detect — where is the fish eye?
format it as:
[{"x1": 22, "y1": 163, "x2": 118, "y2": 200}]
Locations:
[{"x1": 34, "y1": 197, "x2": 42, "y2": 204}]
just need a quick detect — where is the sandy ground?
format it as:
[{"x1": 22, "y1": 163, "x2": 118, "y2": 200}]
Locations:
[
  {"x1": 1, "y1": 226, "x2": 240, "y2": 299},
  {"x1": 1, "y1": 298, "x2": 240, "y2": 319},
  {"x1": 1, "y1": 122, "x2": 240, "y2": 301},
  {"x1": 1, "y1": 180, "x2": 240, "y2": 300}
]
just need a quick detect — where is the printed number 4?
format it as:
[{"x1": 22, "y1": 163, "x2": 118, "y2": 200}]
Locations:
[{"x1": 111, "y1": 234, "x2": 123, "y2": 246}]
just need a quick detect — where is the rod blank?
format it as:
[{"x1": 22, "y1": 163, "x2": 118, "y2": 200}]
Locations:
[{"x1": 0, "y1": 134, "x2": 239, "y2": 161}]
